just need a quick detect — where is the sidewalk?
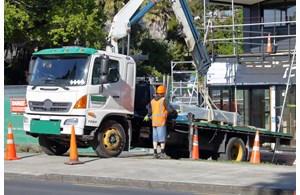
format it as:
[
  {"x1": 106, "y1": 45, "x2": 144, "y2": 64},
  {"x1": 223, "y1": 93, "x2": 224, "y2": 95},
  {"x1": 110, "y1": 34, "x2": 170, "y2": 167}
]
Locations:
[{"x1": 4, "y1": 152, "x2": 296, "y2": 195}]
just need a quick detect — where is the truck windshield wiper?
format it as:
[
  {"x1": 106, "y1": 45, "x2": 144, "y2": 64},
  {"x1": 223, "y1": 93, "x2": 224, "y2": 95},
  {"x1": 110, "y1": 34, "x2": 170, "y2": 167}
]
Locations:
[
  {"x1": 31, "y1": 79, "x2": 45, "y2": 90},
  {"x1": 49, "y1": 80, "x2": 70, "y2": 90},
  {"x1": 31, "y1": 79, "x2": 69, "y2": 90}
]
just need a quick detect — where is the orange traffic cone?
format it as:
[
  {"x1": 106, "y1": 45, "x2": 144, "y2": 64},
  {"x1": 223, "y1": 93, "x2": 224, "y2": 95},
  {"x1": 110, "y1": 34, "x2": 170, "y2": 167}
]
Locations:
[
  {"x1": 4, "y1": 123, "x2": 20, "y2": 160},
  {"x1": 192, "y1": 126, "x2": 199, "y2": 160},
  {"x1": 65, "y1": 125, "x2": 83, "y2": 165},
  {"x1": 250, "y1": 130, "x2": 260, "y2": 164},
  {"x1": 266, "y1": 34, "x2": 272, "y2": 53}
]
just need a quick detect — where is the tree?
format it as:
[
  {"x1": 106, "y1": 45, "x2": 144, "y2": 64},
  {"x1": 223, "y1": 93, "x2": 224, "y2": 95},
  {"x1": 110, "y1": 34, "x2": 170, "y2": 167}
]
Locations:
[
  {"x1": 132, "y1": 0, "x2": 189, "y2": 78},
  {"x1": 4, "y1": 0, "x2": 107, "y2": 84},
  {"x1": 4, "y1": 0, "x2": 34, "y2": 84},
  {"x1": 101, "y1": 0, "x2": 126, "y2": 18},
  {"x1": 45, "y1": 0, "x2": 107, "y2": 48},
  {"x1": 4, "y1": 1, "x2": 33, "y2": 45}
]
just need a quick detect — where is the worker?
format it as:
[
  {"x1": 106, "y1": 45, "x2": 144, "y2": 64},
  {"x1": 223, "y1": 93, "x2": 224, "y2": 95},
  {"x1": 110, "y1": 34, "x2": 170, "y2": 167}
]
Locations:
[{"x1": 143, "y1": 85, "x2": 177, "y2": 159}]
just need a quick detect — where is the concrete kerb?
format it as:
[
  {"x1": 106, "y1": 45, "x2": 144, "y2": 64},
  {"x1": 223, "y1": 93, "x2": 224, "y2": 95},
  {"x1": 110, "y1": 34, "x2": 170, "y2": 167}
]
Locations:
[{"x1": 4, "y1": 172, "x2": 295, "y2": 195}]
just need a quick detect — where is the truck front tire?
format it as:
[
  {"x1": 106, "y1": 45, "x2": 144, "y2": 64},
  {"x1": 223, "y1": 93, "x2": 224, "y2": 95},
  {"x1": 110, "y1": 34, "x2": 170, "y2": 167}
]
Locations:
[
  {"x1": 92, "y1": 120, "x2": 126, "y2": 158},
  {"x1": 39, "y1": 135, "x2": 69, "y2": 155}
]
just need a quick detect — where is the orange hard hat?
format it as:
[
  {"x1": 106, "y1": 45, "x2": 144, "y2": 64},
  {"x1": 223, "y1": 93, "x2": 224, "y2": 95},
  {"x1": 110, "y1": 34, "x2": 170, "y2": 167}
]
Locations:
[{"x1": 157, "y1": 85, "x2": 166, "y2": 94}]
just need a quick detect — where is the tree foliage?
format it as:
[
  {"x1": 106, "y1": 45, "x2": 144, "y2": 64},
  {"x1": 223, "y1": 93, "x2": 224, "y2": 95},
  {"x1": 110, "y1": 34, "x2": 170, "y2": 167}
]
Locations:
[
  {"x1": 4, "y1": 1, "x2": 34, "y2": 44},
  {"x1": 209, "y1": 8, "x2": 244, "y2": 55},
  {"x1": 47, "y1": 0, "x2": 107, "y2": 48},
  {"x1": 4, "y1": 0, "x2": 107, "y2": 84}
]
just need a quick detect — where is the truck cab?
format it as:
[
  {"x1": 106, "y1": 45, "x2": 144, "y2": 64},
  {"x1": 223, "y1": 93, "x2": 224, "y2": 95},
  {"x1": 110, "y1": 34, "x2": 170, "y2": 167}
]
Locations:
[{"x1": 24, "y1": 47, "x2": 147, "y2": 157}]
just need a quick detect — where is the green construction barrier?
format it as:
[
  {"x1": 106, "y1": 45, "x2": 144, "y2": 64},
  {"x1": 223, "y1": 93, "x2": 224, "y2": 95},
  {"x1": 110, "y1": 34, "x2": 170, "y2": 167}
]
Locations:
[{"x1": 4, "y1": 86, "x2": 38, "y2": 147}]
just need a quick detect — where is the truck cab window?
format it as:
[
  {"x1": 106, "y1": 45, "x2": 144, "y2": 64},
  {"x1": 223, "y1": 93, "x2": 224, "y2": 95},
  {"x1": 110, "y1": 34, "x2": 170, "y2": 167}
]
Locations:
[
  {"x1": 92, "y1": 58, "x2": 119, "y2": 85},
  {"x1": 30, "y1": 55, "x2": 90, "y2": 87}
]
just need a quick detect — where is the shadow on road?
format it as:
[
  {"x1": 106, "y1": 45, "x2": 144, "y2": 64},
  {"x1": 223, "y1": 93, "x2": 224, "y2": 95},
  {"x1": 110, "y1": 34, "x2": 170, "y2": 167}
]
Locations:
[
  {"x1": 251, "y1": 172, "x2": 296, "y2": 194},
  {"x1": 18, "y1": 153, "x2": 43, "y2": 159}
]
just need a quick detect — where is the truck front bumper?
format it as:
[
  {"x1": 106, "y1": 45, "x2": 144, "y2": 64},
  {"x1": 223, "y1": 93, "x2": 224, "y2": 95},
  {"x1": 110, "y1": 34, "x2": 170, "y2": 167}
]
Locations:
[{"x1": 23, "y1": 113, "x2": 86, "y2": 135}]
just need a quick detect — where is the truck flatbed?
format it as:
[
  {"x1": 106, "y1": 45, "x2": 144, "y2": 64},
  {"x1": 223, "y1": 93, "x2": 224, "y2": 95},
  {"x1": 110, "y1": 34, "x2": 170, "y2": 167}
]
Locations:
[
  {"x1": 164, "y1": 114, "x2": 293, "y2": 160},
  {"x1": 177, "y1": 120, "x2": 293, "y2": 139}
]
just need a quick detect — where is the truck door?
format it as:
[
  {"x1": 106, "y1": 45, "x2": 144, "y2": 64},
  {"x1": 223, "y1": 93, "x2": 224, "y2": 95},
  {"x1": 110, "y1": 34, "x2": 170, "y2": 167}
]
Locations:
[{"x1": 88, "y1": 55, "x2": 121, "y2": 111}]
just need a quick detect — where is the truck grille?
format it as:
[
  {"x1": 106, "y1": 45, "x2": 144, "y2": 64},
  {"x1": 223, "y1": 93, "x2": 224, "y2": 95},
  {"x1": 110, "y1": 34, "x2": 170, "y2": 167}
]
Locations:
[{"x1": 29, "y1": 99, "x2": 71, "y2": 112}]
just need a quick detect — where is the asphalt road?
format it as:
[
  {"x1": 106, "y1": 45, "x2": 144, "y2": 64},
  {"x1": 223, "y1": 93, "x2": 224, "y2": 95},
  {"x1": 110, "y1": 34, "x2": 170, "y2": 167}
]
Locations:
[{"x1": 5, "y1": 178, "x2": 199, "y2": 195}]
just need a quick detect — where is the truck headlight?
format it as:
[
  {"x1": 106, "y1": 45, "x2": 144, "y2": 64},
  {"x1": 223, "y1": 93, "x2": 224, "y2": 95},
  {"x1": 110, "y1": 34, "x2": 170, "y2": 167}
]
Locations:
[
  {"x1": 64, "y1": 118, "x2": 78, "y2": 125},
  {"x1": 23, "y1": 116, "x2": 29, "y2": 124}
]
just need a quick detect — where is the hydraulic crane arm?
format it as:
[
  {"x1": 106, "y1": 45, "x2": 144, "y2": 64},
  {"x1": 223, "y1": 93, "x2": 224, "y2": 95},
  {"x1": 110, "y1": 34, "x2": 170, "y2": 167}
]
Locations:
[
  {"x1": 106, "y1": 0, "x2": 211, "y2": 75},
  {"x1": 106, "y1": 0, "x2": 159, "y2": 53}
]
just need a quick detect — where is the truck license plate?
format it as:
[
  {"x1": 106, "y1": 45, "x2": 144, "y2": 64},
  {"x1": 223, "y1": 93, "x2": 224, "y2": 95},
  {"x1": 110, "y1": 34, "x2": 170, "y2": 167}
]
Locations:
[{"x1": 30, "y1": 120, "x2": 61, "y2": 135}]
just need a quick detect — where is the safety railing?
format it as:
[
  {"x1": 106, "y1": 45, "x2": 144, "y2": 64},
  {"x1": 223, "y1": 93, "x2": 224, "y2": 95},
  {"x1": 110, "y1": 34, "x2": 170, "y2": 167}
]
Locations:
[
  {"x1": 170, "y1": 61, "x2": 199, "y2": 105},
  {"x1": 206, "y1": 20, "x2": 296, "y2": 63}
]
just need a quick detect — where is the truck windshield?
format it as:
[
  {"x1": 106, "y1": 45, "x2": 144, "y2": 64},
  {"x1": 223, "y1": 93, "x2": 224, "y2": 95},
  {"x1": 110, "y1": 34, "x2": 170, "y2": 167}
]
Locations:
[{"x1": 29, "y1": 55, "x2": 90, "y2": 88}]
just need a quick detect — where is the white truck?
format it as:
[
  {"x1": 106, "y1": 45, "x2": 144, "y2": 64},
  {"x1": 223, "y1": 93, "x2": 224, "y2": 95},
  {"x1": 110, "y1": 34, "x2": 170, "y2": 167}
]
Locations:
[{"x1": 23, "y1": 0, "x2": 292, "y2": 161}]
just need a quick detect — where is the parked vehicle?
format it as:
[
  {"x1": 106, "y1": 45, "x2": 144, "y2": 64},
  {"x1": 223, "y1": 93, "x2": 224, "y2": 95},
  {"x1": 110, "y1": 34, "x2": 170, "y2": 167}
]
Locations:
[{"x1": 23, "y1": 0, "x2": 292, "y2": 161}]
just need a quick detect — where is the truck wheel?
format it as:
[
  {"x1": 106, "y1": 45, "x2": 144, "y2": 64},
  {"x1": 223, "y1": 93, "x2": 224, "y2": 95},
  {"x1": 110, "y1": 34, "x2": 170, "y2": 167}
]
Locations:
[
  {"x1": 219, "y1": 137, "x2": 246, "y2": 162},
  {"x1": 39, "y1": 135, "x2": 69, "y2": 155},
  {"x1": 92, "y1": 120, "x2": 126, "y2": 158}
]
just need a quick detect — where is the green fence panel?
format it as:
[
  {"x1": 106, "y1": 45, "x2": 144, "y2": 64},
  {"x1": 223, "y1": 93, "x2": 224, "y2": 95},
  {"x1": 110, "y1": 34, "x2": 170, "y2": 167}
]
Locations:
[{"x1": 4, "y1": 85, "x2": 38, "y2": 147}]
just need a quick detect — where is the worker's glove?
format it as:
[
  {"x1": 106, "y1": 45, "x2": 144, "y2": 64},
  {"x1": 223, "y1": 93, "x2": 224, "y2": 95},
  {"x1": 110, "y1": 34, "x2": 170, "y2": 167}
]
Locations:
[
  {"x1": 176, "y1": 109, "x2": 181, "y2": 113},
  {"x1": 143, "y1": 115, "x2": 149, "y2": 122}
]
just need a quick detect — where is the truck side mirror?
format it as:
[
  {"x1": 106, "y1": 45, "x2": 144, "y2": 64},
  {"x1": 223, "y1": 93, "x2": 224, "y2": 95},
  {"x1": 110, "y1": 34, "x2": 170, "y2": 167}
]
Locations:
[
  {"x1": 98, "y1": 55, "x2": 109, "y2": 84},
  {"x1": 100, "y1": 55, "x2": 109, "y2": 75}
]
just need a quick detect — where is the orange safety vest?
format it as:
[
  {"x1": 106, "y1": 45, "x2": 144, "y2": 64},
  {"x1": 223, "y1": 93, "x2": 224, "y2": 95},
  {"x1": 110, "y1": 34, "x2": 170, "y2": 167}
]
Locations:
[{"x1": 151, "y1": 97, "x2": 168, "y2": 127}]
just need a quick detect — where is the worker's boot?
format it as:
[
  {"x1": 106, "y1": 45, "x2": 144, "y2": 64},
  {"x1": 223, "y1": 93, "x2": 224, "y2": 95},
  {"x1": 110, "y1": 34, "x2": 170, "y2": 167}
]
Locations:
[
  {"x1": 153, "y1": 153, "x2": 159, "y2": 159},
  {"x1": 159, "y1": 153, "x2": 168, "y2": 159}
]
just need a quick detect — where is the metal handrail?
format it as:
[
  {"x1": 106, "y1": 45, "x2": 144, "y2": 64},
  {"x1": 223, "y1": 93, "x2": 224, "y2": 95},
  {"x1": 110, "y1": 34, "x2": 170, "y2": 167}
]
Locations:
[
  {"x1": 211, "y1": 20, "x2": 296, "y2": 28},
  {"x1": 205, "y1": 20, "x2": 296, "y2": 59},
  {"x1": 209, "y1": 34, "x2": 296, "y2": 42}
]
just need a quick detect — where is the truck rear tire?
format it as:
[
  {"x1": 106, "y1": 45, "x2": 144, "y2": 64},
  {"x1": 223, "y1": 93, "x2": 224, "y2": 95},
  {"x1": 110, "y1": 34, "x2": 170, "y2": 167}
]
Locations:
[
  {"x1": 218, "y1": 137, "x2": 246, "y2": 162},
  {"x1": 39, "y1": 135, "x2": 69, "y2": 155},
  {"x1": 92, "y1": 120, "x2": 126, "y2": 158}
]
